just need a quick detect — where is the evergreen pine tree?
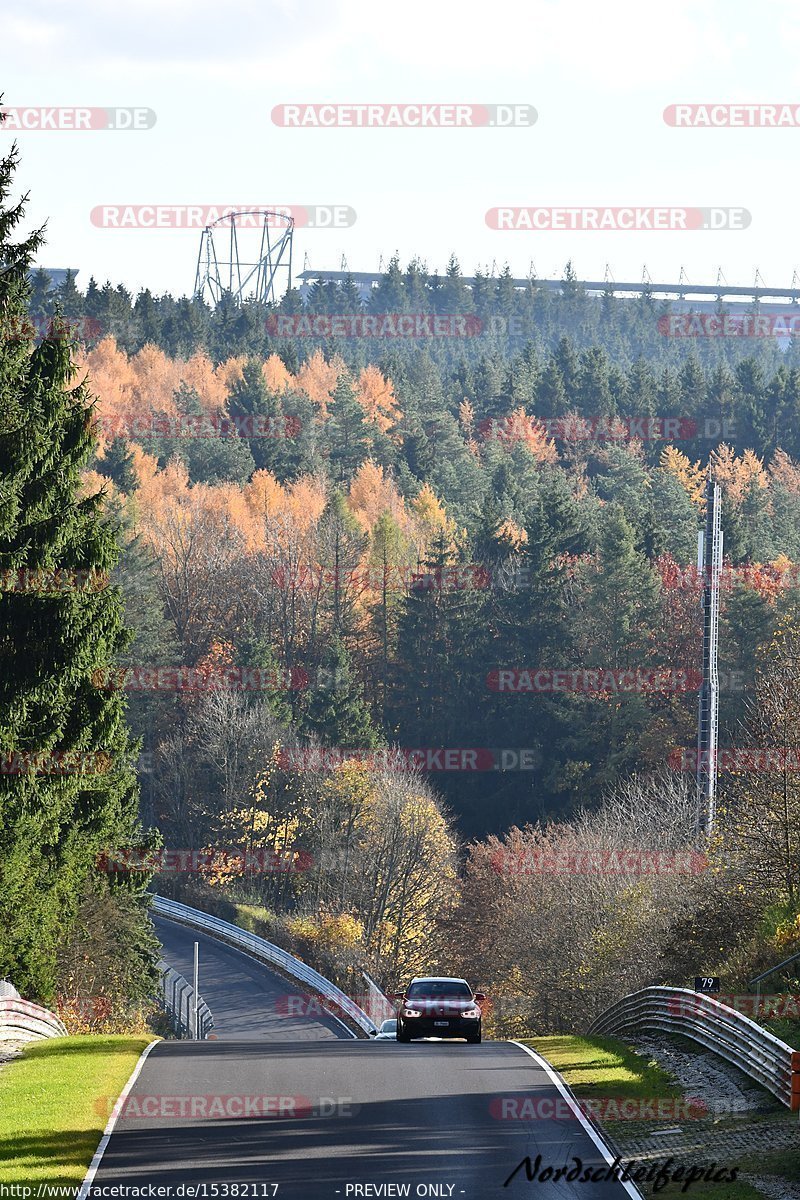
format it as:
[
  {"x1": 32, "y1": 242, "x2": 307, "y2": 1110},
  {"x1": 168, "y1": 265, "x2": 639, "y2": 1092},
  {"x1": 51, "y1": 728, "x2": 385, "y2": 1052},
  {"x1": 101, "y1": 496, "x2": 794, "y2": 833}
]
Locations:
[
  {"x1": 0, "y1": 135, "x2": 148, "y2": 998},
  {"x1": 327, "y1": 372, "x2": 370, "y2": 482},
  {"x1": 303, "y1": 637, "x2": 379, "y2": 750},
  {"x1": 100, "y1": 437, "x2": 139, "y2": 493},
  {"x1": 227, "y1": 357, "x2": 290, "y2": 477}
]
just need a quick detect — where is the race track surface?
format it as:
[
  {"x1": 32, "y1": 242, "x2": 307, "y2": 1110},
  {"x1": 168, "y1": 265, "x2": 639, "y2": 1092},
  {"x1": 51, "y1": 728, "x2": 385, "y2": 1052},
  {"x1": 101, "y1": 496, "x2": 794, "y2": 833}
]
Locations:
[{"x1": 92, "y1": 1035, "x2": 640, "y2": 1198}]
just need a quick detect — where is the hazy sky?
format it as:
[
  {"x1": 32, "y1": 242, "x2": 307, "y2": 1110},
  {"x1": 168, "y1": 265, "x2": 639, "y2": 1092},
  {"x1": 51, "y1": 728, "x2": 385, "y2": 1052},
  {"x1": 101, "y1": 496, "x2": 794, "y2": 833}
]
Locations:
[{"x1": 2, "y1": 0, "x2": 798, "y2": 297}]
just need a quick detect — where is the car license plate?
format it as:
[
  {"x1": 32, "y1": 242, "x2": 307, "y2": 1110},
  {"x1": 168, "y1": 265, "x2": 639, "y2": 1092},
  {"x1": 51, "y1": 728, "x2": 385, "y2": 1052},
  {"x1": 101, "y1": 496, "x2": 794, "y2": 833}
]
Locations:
[{"x1": 434, "y1": 1020, "x2": 449, "y2": 1027}]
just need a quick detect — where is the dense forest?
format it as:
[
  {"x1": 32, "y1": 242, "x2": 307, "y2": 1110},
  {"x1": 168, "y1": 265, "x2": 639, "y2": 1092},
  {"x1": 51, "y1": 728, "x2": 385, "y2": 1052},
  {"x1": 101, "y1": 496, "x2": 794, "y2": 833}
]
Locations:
[
  {"x1": 47, "y1": 265, "x2": 800, "y2": 840},
  {"x1": 6, "y1": 206, "x2": 800, "y2": 1027}
]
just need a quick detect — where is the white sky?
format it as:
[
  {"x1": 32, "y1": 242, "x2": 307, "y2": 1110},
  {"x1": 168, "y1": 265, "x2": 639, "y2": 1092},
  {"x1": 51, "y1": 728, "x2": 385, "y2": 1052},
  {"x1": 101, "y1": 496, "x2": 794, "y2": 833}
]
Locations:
[{"x1": 2, "y1": 0, "x2": 799, "y2": 297}]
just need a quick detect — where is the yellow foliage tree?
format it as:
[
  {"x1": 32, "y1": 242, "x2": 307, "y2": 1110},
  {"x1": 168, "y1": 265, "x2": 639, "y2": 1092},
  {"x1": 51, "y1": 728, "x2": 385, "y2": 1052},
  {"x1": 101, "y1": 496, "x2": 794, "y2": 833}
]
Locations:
[
  {"x1": 263, "y1": 354, "x2": 294, "y2": 393},
  {"x1": 660, "y1": 445, "x2": 706, "y2": 507},
  {"x1": 130, "y1": 344, "x2": 181, "y2": 419},
  {"x1": 178, "y1": 351, "x2": 228, "y2": 412},
  {"x1": 709, "y1": 444, "x2": 768, "y2": 507},
  {"x1": 356, "y1": 366, "x2": 401, "y2": 434},
  {"x1": 504, "y1": 407, "x2": 558, "y2": 464},
  {"x1": 410, "y1": 483, "x2": 457, "y2": 555},
  {"x1": 348, "y1": 461, "x2": 410, "y2": 535},
  {"x1": 458, "y1": 399, "x2": 475, "y2": 434},
  {"x1": 76, "y1": 337, "x2": 137, "y2": 447},
  {"x1": 770, "y1": 449, "x2": 800, "y2": 496},
  {"x1": 296, "y1": 350, "x2": 346, "y2": 420},
  {"x1": 217, "y1": 355, "x2": 248, "y2": 393},
  {"x1": 496, "y1": 517, "x2": 529, "y2": 551}
]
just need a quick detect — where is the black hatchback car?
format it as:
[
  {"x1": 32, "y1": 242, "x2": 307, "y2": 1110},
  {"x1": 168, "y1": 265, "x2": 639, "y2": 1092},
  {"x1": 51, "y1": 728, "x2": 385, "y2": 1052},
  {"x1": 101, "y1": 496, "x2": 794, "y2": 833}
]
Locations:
[{"x1": 394, "y1": 976, "x2": 485, "y2": 1042}]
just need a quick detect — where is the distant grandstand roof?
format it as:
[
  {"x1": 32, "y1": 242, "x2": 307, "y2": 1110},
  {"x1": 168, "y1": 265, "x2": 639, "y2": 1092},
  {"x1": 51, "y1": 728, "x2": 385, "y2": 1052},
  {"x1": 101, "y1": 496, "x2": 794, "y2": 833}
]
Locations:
[{"x1": 298, "y1": 268, "x2": 800, "y2": 308}]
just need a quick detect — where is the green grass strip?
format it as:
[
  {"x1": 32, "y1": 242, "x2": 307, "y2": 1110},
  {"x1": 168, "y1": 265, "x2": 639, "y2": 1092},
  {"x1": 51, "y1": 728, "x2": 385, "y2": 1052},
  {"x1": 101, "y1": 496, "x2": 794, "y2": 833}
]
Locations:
[{"x1": 0, "y1": 1035, "x2": 153, "y2": 1187}]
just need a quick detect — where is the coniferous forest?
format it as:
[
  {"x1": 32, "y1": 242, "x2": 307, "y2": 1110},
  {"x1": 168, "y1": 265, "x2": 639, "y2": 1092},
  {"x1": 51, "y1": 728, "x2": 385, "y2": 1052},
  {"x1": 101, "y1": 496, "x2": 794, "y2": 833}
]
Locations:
[{"x1": 6, "y1": 160, "x2": 800, "y2": 1031}]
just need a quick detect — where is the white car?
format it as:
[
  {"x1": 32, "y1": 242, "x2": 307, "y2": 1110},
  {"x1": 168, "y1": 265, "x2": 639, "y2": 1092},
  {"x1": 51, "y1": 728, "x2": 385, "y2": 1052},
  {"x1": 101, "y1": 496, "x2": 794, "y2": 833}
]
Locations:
[{"x1": 373, "y1": 1018, "x2": 397, "y2": 1040}]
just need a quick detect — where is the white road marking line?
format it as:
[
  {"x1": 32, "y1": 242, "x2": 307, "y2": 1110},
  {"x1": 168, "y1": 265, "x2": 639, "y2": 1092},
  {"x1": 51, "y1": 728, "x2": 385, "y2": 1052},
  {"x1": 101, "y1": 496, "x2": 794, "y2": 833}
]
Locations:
[
  {"x1": 77, "y1": 1038, "x2": 162, "y2": 1200},
  {"x1": 508, "y1": 1041, "x2": 646, "y2": 1198}
]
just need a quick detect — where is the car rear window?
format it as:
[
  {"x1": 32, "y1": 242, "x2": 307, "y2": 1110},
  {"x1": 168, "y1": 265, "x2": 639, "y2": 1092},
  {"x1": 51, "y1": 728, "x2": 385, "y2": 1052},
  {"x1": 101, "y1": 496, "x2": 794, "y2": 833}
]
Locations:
[{"x1": 406, "y1": 981, "x2": 471, "y2": 998}]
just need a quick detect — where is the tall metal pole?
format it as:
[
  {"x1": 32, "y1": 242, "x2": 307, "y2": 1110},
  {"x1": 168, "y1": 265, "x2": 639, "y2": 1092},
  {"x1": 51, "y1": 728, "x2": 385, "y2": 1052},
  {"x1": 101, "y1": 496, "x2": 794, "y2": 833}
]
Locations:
[
  {"x1": 193, "y1": 941, "x2": 199, "y2": 1040},
  {"x1": 697, "y1": 478, "x2": 723, "y2": 840}
]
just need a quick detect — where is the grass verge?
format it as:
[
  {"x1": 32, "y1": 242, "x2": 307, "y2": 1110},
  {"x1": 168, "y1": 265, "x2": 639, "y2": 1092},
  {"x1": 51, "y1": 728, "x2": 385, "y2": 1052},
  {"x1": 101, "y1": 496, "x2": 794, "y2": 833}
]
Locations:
[
  {"x1": 631, "y1": 1179, "x2": 764, "y2": 1199},
  {"x1": 524, "y1": 1033, "x2": 681, "y2": 1101},
  {"x1": 523, "y1": 1035, "x2": 785, "y2": 1199},
  {"x1": 0, "y1": 1035, "x2": 153, "y2": 1187}
]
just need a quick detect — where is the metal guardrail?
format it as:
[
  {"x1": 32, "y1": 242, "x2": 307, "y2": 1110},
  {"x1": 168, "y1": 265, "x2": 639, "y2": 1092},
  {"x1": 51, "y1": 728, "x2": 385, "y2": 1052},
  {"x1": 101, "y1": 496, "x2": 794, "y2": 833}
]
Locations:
[
  {"x1": 151, "y1": 895, "x2": 378, "y2": 1036},
  {"x1": 0, "y1": 998, "x2": 68, "y2": 1041},
  {"x1": 588, "y1": 985, "x2": 800, "y2": 1111},
  {"x1": 361, "y1": 970, "x2": 394, "y2": 1028},
  {"x1": 750, "y1": 951, "x2": 800, "y2": 995},
  {"x1": 157, "y1": 959, "x2": 214, "y2": 1040}
]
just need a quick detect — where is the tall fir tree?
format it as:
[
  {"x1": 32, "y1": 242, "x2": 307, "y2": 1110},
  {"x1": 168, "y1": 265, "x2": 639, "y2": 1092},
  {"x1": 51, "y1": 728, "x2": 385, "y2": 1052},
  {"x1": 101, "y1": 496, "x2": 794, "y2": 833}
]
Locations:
[
  {"x1": 99, "y1": 436, "x2": 139, "y2": 493},
  {"x1": 227, "y1": 357, "x2": 291, "y2": 478},
  {"x1": 326, "y1": 372, "x2": 370, "y2": 482},
  {"x1": 303, "y1": 637, "x2": 379, "y2": 750},
  {"x1": 0, "y1": 133, "x2": 148, "y2": 998}
]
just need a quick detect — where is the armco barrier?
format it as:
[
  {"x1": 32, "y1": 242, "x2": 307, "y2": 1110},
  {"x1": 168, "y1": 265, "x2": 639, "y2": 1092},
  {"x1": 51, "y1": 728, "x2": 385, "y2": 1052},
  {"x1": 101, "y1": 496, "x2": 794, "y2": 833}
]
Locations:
[
  {"x1": 362, "y1": 969, "x2": 395, "y2": 1027},
  {"x1": 150, "y1": 895, "x2": 378, "y2": 1036},
  {"x1": 157, "y1": 959, "x2": 214, "y2": 1039},
  {"x1": 0, "y1": 998, "x2": 68, "y2": 1042},
  {"x1": 588, "y1": 986, "x2": 800, "y2": 1111}
]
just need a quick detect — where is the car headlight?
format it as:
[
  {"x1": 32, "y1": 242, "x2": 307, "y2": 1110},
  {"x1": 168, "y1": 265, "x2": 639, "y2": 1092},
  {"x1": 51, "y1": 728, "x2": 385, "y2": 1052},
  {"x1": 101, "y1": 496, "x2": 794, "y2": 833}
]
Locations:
[
  {"x1": 402, "y1": 1008, "x2": 422, "y2": 1018},
  {"x1": 461, "y1": 1007, "x2": 481, "y2": 1019}
]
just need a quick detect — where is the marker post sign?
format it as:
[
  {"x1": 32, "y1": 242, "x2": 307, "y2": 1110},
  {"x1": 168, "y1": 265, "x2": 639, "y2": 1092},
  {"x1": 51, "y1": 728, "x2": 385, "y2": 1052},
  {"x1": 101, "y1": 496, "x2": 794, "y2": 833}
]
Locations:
[{"x1": 694, "y1": 976, "x2": 721, "y2": 994}]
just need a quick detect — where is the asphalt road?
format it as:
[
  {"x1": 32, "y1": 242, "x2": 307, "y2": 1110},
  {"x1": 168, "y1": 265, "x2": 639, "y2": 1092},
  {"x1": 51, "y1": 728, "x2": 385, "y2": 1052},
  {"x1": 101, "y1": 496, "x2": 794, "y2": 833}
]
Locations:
[
  {"x1": 91, "y1": 1038, "x2": 641, "y2": 1199},
  {"x1": 152, "y1": 914, "x2": 351, "y2": 1041}
]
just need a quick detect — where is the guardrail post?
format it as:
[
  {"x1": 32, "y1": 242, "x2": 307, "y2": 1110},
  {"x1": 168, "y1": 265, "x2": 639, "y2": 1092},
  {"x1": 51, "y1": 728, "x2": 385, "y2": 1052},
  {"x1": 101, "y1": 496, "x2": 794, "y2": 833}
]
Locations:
[
  {"x1": 791, "y1": 1051, "x2": 800, "y2": 1113},
  {"x1": 183, "y1": 984, "x2": 190, "y2": 1038},
  {"x1": 193, "y1": 941, "x2": 199, "y2": 1040}
]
